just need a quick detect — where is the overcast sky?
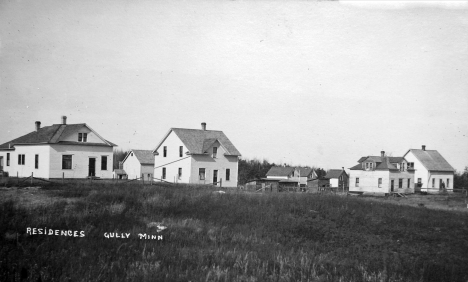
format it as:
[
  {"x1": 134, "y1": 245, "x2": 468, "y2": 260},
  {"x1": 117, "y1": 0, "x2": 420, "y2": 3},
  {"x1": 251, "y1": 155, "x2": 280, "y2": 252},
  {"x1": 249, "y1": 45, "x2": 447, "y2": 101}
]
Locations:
[{"x1": 1, "y1": 0, "x2": 467, "y2": 171}]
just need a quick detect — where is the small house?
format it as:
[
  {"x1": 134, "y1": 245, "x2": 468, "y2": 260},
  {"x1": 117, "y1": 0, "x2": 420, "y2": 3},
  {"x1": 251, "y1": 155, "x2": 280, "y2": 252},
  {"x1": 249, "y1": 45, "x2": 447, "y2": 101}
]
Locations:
[
  {"x1": 325, "y1": 168, "x2": 349, "y2": 191},
  {"x1": 121, "y1": 150, "x2": 155, "y2": 181}
]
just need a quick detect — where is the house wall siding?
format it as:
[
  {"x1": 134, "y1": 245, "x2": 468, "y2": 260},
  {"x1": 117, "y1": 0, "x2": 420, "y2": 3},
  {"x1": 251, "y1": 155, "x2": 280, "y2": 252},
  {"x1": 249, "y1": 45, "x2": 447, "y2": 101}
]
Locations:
[
  {"x1": 0, "y1": 145, "x2": 51, "y2": 178},
  {"x1": 49, "y1": 145, "x2": 113, "y2": 178},
  {"x1": 153, "y1": 131, "x2": 191, "y2": 184},
  {"x1": 190, "y1": 141, "x2": 239, "y2": 187},
  {"x1": 389, "y1": 170, "x2": 415, "y2": 194},
  {"x1": 123, "y1": 152, "x2": 142, "y2": 180},
  {"x1": 404, "y1": 151, "x2": 454, "y2": 191},
  {"x1": 349, "y1": 170, "x2": 390, "y2": 193}
]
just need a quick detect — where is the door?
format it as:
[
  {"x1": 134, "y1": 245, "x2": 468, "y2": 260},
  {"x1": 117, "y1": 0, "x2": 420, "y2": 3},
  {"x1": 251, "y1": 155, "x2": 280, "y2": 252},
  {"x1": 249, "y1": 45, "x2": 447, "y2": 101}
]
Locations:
[
  {"x1": 390, "y1": 180, "x2": 394, "y2": 192},
  {"x1": 89, "y1": 158, "x2": 96, "y2": 177},
  {"x1": 213, "y1": 170, "x2": 218, "y2": 185},
  {"x1": 0, "y1": 156, "x2": 3, "y2": 172}
]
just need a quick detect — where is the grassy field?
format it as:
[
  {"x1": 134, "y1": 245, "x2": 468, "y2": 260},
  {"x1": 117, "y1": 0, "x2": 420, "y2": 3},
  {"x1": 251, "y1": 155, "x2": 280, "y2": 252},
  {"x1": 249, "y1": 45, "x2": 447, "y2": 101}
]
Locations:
[{"x1": 1, "y1": 182, "x2": 468, "y2": 281}]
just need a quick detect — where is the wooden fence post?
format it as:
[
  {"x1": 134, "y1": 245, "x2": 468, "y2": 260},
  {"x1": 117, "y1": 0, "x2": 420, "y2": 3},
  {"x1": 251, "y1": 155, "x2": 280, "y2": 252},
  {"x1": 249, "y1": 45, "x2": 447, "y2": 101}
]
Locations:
[
  {"x1": 220, "y1": 178, "x2": 222, "y2": 188},
  {"x1": 62, "y1": 172, "x2": 64, "y2": 185},
  {"x1": 17, "y1": 172, "x2": 19, "y2": 186},
  {"x1": 142, "y1": 173, "x2": 144, "y2": 185},
  {"x1": 150, "y1": 174, "x2": 153, "y2": 185},
  {"x1": 31, "y1": 172, "x2": 33, "y2": 186}
]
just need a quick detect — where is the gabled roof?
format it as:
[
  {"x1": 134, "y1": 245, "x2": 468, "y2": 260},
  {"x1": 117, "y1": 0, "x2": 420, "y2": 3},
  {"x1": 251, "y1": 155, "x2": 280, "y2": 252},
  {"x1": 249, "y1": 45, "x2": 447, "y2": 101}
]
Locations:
[
  {"x1": 131, "y1": 150, "x2": 155, "y2": 165},
  {"x1": 0, "y1": 123, "x2": 115, "y2": 149},
  {"x1": 375, "y1": 157, "x2": 398, "y2": 170},
  {"x1": 297, "y1": 167, "x2": 315, "y2": 177},
  {"x1": 153, "y1": 128, "x2": 241, "y2": 156},
  {"x1": 325, "y1": 169, "x2": 347, "y2": 179},
  {"x1": 404, "y1": 149, "x2": 455, "y2": 172},
  {"x1": 266, "y1": 166, "x2": 295, "y2": 177},
  {"x1": 359, "y1": 156, "x2": 404, "y2": 163}
]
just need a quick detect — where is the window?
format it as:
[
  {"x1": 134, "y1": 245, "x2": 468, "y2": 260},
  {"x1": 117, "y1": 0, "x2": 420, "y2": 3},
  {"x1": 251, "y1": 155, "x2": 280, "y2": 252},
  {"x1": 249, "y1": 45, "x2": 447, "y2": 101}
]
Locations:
[
  {"x1": 226, "y1": 169, "x2": 230, "y2": 181},
  {"x1": 101, "y1": 156, "x2": 107, "y2": 170},
  {"x1": 179, "y1": 146, "x2": 183, "y2": 157},
  {"x1": 432, "y1": 178, "x2": 435, "y2": 188},
  {"x1": 378, "y1": 178, "x2": 382, "y2": 188},
  {"x1": 365, "y1": 163, "x2": 369, "y2": 169},
  {"x1": 35, "y1": 154, "x2": 39, "y2": 169},
  {"x1": 162, "y1": 167, "x2": 166, "y2": 179},
  {"x1": 7, "y1": 153, "x2": 10, "y2": 166},
  {"x1": 163, "y1": 146, "x2": 167, "y2": 157},
  {"x1": 400, "y1": 163, "x2": 405, "y2": 171},
  {"x1": 199, "y1": 168, "x2": 206, "y2": 180},
  {"x1": 447, "y1": 179, "x2": 450, "y2": 189},
  {"x1": 407, "y1": 179, "x2": 410, "y2": 188},
  {"x1": 398, "y1": 179, "x2": 402, "y2": 188},
  {"x1": 178, "y1": 168, "x2": 182, "y2": 179},
  {"x1": 18, "y1": 154, "x2": 25, "y2": 165},
  {"x1": 370, "y1": 163, "x2": 373, "y2": 170},
  {"x1": 62, "y1": 155, "x2": 72, "y2": 169},
  {"x1": 78, "y1": 133, "x2": 88, "y2": 142},
  {"x1": 417, "y1": 178, "x2": 422, "y2": 184},
  {"x1": 212, "y1": 147, "x2": 217, "y2": 158},
  {"x1": 355, "y1": 178, "x2": 359, "y2": 187}
]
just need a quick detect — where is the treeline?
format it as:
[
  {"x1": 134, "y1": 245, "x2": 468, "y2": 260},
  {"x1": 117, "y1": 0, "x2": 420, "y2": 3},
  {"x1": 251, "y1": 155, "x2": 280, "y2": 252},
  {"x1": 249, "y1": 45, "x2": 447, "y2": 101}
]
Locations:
[
  {"x1": 238, "y1": 158, "x2": 326, "y2": 185},
  {"x1": 455, "y1": 166, "x2": 468, "y2": 189},
  {"x1": 113, "y1": 149, "x2": 129, "y2": 169}
]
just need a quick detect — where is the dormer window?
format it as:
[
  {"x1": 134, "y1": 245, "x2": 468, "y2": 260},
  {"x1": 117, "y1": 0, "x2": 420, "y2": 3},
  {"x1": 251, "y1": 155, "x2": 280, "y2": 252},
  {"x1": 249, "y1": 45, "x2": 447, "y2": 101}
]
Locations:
[
  {"x1": 212, "y1": 147, "x2": 217, "y2": 158},
  {"x1": 78, "y1": 133, "x2": 87, "y2": 142}
]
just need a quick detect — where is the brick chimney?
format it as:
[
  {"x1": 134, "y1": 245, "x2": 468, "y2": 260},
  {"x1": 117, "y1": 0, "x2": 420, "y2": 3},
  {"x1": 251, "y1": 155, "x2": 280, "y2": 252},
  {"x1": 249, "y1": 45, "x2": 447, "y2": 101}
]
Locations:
[
  {"x1": 381, "y1": 151, "x2": 385, "y2": 158},
  {"x1": 35, "y1": 121, "x2": 41, "y2": 132},
  {"x1": 422, "y1": 145, "x2": 426, "y2": 151},
  {"x1": 61, "y1": 116, "x2": 67, "y2": 125},
  {"x1": 201, "y1": 122, "x2": 206, "y2": 131}
]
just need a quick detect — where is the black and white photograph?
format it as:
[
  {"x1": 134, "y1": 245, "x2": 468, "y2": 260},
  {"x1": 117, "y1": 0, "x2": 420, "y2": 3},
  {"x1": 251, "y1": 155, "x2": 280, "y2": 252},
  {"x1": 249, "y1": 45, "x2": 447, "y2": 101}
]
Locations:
[{"x1": 1, "y1": 0, "x2": 468, "y2": 281}]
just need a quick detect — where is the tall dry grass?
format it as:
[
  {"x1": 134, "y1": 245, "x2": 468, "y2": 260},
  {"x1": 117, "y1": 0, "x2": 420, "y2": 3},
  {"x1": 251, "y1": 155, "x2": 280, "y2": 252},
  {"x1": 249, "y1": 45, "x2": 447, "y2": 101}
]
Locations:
[{"x1": 1, "y1": 182, "x2": 468, "y2": 281}]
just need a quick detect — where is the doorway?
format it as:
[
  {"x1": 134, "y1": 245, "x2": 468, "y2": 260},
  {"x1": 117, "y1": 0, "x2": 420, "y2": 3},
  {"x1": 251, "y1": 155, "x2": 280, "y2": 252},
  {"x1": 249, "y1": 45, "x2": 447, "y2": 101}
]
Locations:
[
  {"x1": 213, "y1": 170, "x2": 218, "y2": 185},
  {"x1": 89, "y1": 158, "x2": 96, "y2": 177},
  {"x1": 390, "y1": 180, "x2": 394, "y2": 192}
]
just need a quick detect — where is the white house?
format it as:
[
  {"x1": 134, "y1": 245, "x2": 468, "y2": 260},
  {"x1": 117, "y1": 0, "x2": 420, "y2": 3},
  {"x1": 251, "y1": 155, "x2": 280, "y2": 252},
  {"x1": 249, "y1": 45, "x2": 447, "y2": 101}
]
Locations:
[
  {"x1": 121, "y1": 149, "x2": 154, "y2": 181},
  {"x1": 0, "y1": 116, "x2": 116, "y2": 179},
  {"x1": 152, "y1": 123, "x2": 241, "y2": 187},
  {"x1": 349, "y1": 151, "x2": 415, "y2": 194},
  {"x1": 403, "y1": 145, "x2": 455, "y2": 193}
]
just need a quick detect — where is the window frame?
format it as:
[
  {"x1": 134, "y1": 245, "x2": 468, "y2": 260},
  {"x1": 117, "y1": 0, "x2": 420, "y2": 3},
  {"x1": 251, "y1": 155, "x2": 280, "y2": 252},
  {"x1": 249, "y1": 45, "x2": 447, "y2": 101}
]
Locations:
[
  {"x1": 62, "y1": 155, "x2": 73, "y2": 170},
  {"x1": 212, "y1": 147, "x2": 218, "y2": 158},
  {"x1": 7, "y1": 153, "x2": 10, "y2": 166},
  {"x1": 355, "y1": 177, "x2": 359, "y2": 187},
  {"x1": 178, "y1": 167, "x2": 182, "y2": 179},
  {"x1": 447, "y1": 178, "x2": 450, "y2": 189},
  {"x1": 35, "y1": 154, "x2": 39, "y2": 169},
  {"x1": 398, "y1": 178, "x2": 403, "y2": 188},
  {"x1": 101, "y1": 156, "x2": 108, "y2": 171},
  {"x1": 162, "y1": 167, "x2": 166, "y2": 179},
  {"x1": 163, "y1": 146, "x2": 167, "y2": 157},
  {"x1": 432, "y1": 178, "x2": 435, "y2": 188},
  {"x1": 407, "y1": 179, "x2": 410, "y2": 189},
  {"x1": 378, "y1": 178, "x2": 382, "y2": 188},
  {"x1": 18, "y1": 154, "x2": 25, "y2": 165},
  {"x1": 179, "y1": 146, "x2": 183, "y2": 157},
  {"x1": 226, "y1": 168, "x2": 230, "y2": 181},
  {"x1": 199, "y1": 168, "x2": 206, "y2": 180}
]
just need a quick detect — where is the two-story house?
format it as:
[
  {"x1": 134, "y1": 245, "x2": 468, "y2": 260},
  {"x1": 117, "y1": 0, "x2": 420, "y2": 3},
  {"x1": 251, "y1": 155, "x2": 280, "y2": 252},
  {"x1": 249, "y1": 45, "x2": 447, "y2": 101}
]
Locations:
[
  {"x1": 297, "y1": 167, "x2": 318, "y2": 187},
  {"x1": 0, "y1": 116, "x2": 116, "y2": 179},
  {"x1": 349, "y1": 151, "x2": 415, "y2": 194},
  {"x1": 403, "y1": 145, "x2": 455, "y2": 192},
  {"x1": 152, "y1": 123, "x2": 241, "y2": 187}
]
